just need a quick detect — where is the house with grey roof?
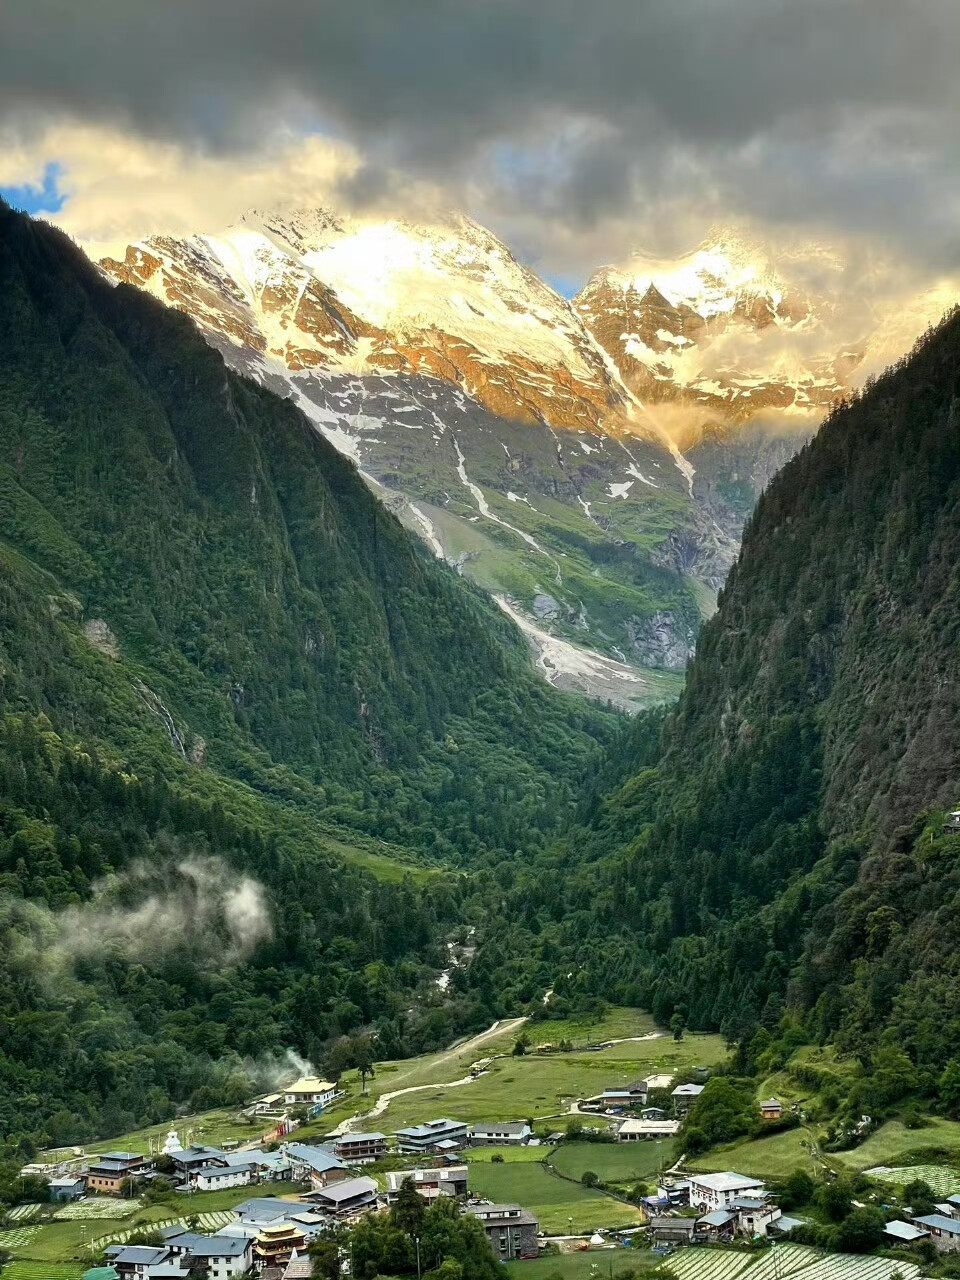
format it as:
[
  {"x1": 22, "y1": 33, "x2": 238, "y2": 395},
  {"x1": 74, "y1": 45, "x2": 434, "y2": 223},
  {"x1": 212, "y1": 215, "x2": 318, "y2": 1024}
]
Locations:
[
  {"x1": 471, "y1": 1121, "x2": 532, "y2": 1147},
  {"x1": 281, "y1": 1142, "x2": 349, "y2": 1188},
  {"x1": 394, "y1": 1118, "x2": 470, "y2": 1153},
  {"x1": 885, "y1": 1220, "x2": 930, "y2": 1244},
  {"x1": 105, "y1": 1244, "x2": 173, "y2": 1277},
  {"x1": 385, "y1": 1165, "x2": 468, "y2": 1202},
  {"x1": 304, "y1": 1174, "x2": 379, "y2": 1217},
  {"x1": 467, "y1": 1204, "x2": 539, "y2": 1259},
  {"x1": 912, "y1": 1213, "x2": 960, "y2": 1251}
]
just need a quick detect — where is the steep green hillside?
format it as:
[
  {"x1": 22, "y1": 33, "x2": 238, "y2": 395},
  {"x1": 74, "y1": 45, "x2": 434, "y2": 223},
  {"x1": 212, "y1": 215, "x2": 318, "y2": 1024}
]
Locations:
[
  {"x1": 469, "y1": 312, "x2": 960, "y2": 1076},
  {"x1": 0, "y1": 203, "x2": 617, "y2": 858},
  {"x1": 0, "y1": 204, "x2": 620, "y2": 1155}
]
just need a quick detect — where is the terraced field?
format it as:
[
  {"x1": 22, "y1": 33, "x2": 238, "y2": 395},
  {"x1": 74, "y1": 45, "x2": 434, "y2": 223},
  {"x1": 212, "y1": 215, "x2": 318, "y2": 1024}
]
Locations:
[
  {"x1": 0, "y1": 1225, "x2": 42, "y2": 1251},
  {"x1": 53, "y1": 1197, "x2": 139, "y2": 1220},
  {"x1": 1, "y1": 1263, "x2": 84, "y2": 1280},
  {"x1": 863, "y1": 1163, "x2": 960, "y2": 1195},
  {"x1": 667, "y1": 1244, "x2": 921, "y2": 1280}
]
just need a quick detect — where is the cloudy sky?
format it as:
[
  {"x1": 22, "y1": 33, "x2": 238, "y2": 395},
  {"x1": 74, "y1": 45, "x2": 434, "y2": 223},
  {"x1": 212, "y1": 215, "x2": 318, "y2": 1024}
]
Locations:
[{"x1": 1, "y1": 0, "x2": 957, "y2": 290}]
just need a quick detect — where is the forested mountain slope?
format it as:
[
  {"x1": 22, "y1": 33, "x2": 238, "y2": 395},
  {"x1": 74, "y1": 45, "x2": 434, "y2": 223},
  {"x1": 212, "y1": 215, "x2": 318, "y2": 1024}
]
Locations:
[
  {"x1": 473, "y1": 311, "x2": 960, "y2": 1070},
  {"x1": 0, "y1": 202, "x2": 616, "y2": 858},
  {"x1": 0, "y1": 204, "x2": 618, "y2": 1152}
]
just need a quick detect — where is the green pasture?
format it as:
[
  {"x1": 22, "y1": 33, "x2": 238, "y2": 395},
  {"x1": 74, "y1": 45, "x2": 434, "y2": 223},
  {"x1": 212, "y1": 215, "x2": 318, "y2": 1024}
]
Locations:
[{"x1": 467, "y1": 1160, "x2": 642, "y2": 1234}]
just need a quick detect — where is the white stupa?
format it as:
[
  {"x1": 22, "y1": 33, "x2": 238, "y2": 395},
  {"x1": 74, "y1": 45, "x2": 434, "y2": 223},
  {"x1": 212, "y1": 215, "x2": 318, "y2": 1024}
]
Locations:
[{"x1": 161, "y1": 1129, "x2": 183, "y2": 1156}]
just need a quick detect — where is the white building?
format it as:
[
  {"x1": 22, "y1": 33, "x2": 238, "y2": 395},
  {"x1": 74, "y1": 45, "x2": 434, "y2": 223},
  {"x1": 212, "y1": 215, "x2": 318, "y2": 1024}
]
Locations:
[
  {"x1": 616, "y1": 1118, "x2": 680, "y2": 1141},
  {"x1": 688, "y1": 1172, "x2": 766, "y2": 1211},
  {"x1": 191, "y1": 1163, "x2": 253, "y2": 1192},
  {"x1": 471, "y1": 1122, "x2": 532, "y2": 1146}
]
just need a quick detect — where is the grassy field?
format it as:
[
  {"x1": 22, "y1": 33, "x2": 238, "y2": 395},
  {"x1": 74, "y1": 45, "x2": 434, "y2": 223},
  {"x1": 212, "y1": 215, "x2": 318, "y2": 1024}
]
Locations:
[
  {"x1": 504, "y1": 1249, "x2": 666, "y2": 1280},
  {"x1": 308, "y1": 1013, "x2": 725, "y2": 1140},
  {"x1": 549, "y1": 1142, "x2": 674, "y2": 1185},
  {"x1": 467, "y1": 1160, "x2": 642, "y2": 1234},
  {"x1": 688, "y1": 1127, "x2": 822, "y2": 1179},
  {"x1": 41, "y1": 1008, "x2": 722, "y2": 1167},
  {"x1": 465, "y1": 1145, "x2": 552, "y2": 1163},
  {"x1": 831, "y1": 1118, "x2": 960, "y2": 1171}
]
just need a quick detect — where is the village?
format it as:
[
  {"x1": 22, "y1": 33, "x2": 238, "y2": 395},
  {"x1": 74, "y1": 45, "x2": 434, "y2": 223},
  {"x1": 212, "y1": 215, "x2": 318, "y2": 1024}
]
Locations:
[{"x1": 10, "y1": 1052, "x2": 960, "y2": 1280}]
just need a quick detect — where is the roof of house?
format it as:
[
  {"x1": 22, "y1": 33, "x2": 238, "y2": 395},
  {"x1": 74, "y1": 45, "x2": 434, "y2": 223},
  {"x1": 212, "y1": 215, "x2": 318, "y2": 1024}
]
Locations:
[
  {"x1": 648, "y1": 1216, "x2": 696, "y2": 1233},
  {"x1": 948, "y1": 1194, "x2": 960, "y2": 1206},
  {"x1": 395, "y1": 1118, "x2": 467, "y2": 1138},
  {"x1": 336, "y1": 1132, "x2": 387, "y2": 1144},
  {"x1": 196, "y1": 1163, "x2": 253, "y2": 1181},
  {"x1": 110, "y1": 1245, "x2": 170, "y2": 1265},
  {"x1": 283, "y1": 1262, "x2": 315, "y2": 1278},
  {"x1": 644, "y1": 1074, "x2": 675, "y2": 1090},
  {"x1": 691, "y1": 1172, "x2": 765, "y2": 1192},
  {"x1": 760, "y1": 1098, "x2": 782, "y2": 1108},
  {"x1": 284, "y1": 1077, "x2": 337, "y2": 1094},
  {"x1": 235, "y1": 1197, "x2": 295, "y2": 1221},
  {"x1": 700, "y1": 1209, "x2": 737, "y2": 1227},
  {"x1": 310, "y1": 1176, "x2": 378, "y2": 1203},
  {"x1": 386, "y1": 1165, "x2": 468, "y2": 1187},
  {"x1": 98, "y1": 1151, "x2": 143, "y2": 1163},
  {"x1": 618, "y1": 1119, "x2": 681, "y2": 1135},
  {"x1": 50, "y1": 1175, "x2": 85, "y2": 1187},
  {"x1": 671, "y1": 1083, "x2": 705, "y2": 1097},
  {"x1": 82, "y1": 1270, "x2": 120, "y2": 1280},
  {"x1": 770, "y1": 1215, "x2": 805, "y2": 1234},
  {"x1": 175, "y1": 1233, "x2": 251, "y2": 1257},
  {"x1": 283, "y1": 1143, "x2": 347, "y2": 1174},
  {"x1": 914, "y1": 1214, "x2": 960, "y2": 1235},
  {"x1": 467, "y1": 1204, "x2": 538, "y2": 1226},
  {"x1": 885, "y1": 1220, "x2": 930, "y2": 1241},
  {"x1": 731, "y1": 1198, "x2": 772, "y2": 1210},
  {"x1": 472, "y1": 1122, "x2": 530, "y2": 1135}
]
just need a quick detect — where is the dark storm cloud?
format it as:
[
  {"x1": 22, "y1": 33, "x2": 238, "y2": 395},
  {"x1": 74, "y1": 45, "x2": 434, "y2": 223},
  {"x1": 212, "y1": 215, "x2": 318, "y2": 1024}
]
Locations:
[{"x1": 2, "y1": 0, "x2": 957, "y2": 260}]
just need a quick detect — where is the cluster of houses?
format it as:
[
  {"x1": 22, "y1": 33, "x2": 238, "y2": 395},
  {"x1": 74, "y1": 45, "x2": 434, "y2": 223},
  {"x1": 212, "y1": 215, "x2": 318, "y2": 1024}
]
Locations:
[
  {"x1": 882, "y1": 1194, "x2": 960, "y2": 1254},
  {"x1": 88, "y1": 1148, "x2": 538, "y2": 1279},
  {"x1": 646, "y1": 1171, "x2": 804, "y2": 1247}
]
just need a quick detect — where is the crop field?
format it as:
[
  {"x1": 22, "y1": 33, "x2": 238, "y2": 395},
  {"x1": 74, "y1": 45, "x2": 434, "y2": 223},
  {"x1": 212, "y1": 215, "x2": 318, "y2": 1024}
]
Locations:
[
  {"x1": 53, "y1": 1197, "x2": 140, "y2": 1220},
  {"x1": 467, "y1": 1158, "x2": 642, "y2": 1233},
  {"x1": 503, "y1": 1248, "x2": 670, "y2": 1279},
  {"x1": 667, "y1": 1244, "x2": 921, "y2": 1280},
  {"x1": 1, "y1": 1263, "x2": 84, "y2": 1280},
  {"x1": 863, "y1": 1162, "x2": 960, "y2": 1194},
  {"x1": 549, "y1": 1142, "x2": 674, "y2": 1185},
  {"x1": 0, "y1": 1225, "x2": 42, "y2": 1250},
  {"x1": 5, "y1": 1204, "x2": 43, "y2": 1221}
]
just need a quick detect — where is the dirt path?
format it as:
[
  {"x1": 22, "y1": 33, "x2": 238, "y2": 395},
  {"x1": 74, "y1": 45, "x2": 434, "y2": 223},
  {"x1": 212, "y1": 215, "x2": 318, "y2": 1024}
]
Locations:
[{"x1": 329, "y1": 1016, "x2": 528, "y2": 1136}]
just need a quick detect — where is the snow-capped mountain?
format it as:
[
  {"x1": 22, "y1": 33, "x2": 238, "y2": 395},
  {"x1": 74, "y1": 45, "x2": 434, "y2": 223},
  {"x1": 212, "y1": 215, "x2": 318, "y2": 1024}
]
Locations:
[
  {"x1": 97, "y1": 211, "x2": 919, "y2": 704},
  {"x1": 103, "y1": 208, "x2": 654, "y2": 442},
  {"x1": 574, "y1": 231, "x2": 853, "y2": 447}
]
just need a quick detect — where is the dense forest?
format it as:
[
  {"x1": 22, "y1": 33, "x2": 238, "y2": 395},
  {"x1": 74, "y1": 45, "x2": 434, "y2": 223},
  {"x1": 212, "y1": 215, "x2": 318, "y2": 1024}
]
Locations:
[
  {"x1": 466, "y1": 311, "x2": 960, "y2": 1095},
  {"x1": 0, "y1": 203, "x2": 619, "y2": 1157}
]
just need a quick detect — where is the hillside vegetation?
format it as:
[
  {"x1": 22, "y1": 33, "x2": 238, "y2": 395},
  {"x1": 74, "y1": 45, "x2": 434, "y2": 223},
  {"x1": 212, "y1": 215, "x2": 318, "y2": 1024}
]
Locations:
[
  {"x1": 0, "y1": 204, "x2": 619, "y2": 1157},
  {"x1": 467, "y1": 312, "x2": 960, "y2": 1096}
]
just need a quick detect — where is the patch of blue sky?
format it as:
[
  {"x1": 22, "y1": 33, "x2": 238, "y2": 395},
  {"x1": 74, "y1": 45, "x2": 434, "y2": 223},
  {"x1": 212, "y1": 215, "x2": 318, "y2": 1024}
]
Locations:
[{"x1": 0, "y1": 162, "x2": 66, "y2": 215}]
